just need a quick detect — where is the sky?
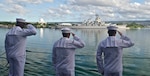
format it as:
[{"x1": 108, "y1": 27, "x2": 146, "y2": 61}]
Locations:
[{"x1": 0, "y1": 0, "x2": 150, "y2": 22}]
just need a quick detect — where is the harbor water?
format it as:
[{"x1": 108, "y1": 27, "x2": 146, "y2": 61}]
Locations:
[{"x1": 0, "y1": 28, "x2": 150, "y2": 76}]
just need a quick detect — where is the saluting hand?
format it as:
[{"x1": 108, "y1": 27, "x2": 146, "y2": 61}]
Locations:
[
  {"x1": 72, "y1": 32, "x2": 75, "y2": 37},
  {"x1": 117, "y1": 31, "x2": 123, "y2": 36}
]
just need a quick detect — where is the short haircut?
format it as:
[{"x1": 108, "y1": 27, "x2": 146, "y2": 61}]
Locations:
[{"x1": 108, "y1": 30, "x2": 117, "y2": 36}]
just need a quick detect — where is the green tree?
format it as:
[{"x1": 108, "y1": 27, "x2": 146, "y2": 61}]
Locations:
[{"x1": 127, "y1": 22, "x2": 144, "y2": 29}]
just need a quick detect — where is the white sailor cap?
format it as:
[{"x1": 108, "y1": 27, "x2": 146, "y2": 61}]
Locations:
[
  {"x1": 107, "y1": 25, "x2": 118, "y2": 30},
  {"x1": 61, "y1": 27, "x2": 71, "y2": 33},
  {"x1": 16, "y1": 18, "x2": 26, "y2": 23}
]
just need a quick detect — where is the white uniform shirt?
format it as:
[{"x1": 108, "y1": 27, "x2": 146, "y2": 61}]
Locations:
[
  {"x1": 52, "y1": 35, "x2": 85, "y2": 76},
  {"x1": 5, "y1": 24, "x2": 36, "y2": 57},
  {"x1": 96, "y1": 35, "x2": 134, "y2": 74}
]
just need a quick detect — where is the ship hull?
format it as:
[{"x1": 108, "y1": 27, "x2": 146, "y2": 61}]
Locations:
[{"x1": 55, "y1": 25, "x2": 127, "y2": 29}]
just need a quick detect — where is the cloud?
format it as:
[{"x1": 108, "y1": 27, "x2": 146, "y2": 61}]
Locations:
[
  {"x1": 69, "y1": 0, "x2": 130, "y2": 7},
  {"x1": 116, "y1": 1, "x2": 150, "y2": 20},
  {"x1": 1, "y1": 0, "x2": 54, "y2": 15},
  {"x1": 1, "y1": 0, "x2": 150, "y2": 21},
  {"x1": 65, "y1": 0, "x2": 150, "y2": 21},
  {"x1": 41, "y1": 4, "x2": 75, "y2": 21},
  {"x1": 0, "y1": 3, "x2": 3, "y2": 7},
  {"x1": 5, "y1": 4, "x2": 27, "y2": 15},
  {"x1": 6, "y1": 0, "x2": 53, "y2": 4},
  {"x1": 43, "y1": 0, "x2": 126, "y2": 21},
  {"x1": 20, "y1": 0, "x2": 53, "y2": 4}
]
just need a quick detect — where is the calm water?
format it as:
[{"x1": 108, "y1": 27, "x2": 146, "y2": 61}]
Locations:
[{"x1": 0, "y1": 28, "x2": 150, "y2": 76}]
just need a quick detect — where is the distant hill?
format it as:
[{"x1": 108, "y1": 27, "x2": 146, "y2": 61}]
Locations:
[{"x1": 105, "y1": 20, "x2": 150, "y2": 26}]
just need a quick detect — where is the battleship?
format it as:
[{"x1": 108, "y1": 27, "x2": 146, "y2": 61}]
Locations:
[{"x1": 55, "y1": 14, "x2": 127, "y2": 29}]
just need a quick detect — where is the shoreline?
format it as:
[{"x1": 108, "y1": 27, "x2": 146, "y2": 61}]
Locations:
[{"x1": 0, "y1": 24, "x2": 150, "y2": 29}]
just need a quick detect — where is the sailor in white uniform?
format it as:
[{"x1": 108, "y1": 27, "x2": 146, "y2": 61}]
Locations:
[
  {"x1": 5, "y1": 18, "x2": 37, "y2": 76},
  {"x1": 52, "y1": 27, "x2": 85, "y2": 76},
  {"x1": 96, "y1": 26, "x2": 134, "y2": 76}
]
